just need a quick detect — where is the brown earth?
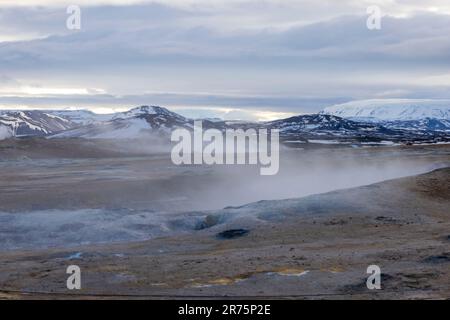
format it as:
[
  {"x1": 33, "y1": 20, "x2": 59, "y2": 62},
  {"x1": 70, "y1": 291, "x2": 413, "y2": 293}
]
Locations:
[{"x1": 0, "y1": 166, "x2": 448, "y2": 299}]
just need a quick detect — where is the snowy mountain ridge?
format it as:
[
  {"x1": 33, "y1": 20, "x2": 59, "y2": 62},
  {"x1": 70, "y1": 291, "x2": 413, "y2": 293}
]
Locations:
[
  {"x1": 1, "y1": 104, "x2": 449, "y2": 144},
  {"x1": 50, "y1": 106, "x2": 191, "y2": 139},
  {"x1": 321, "y1": 99, "x2": 450, "y2": 122},
  {"x1": 49, "y1": 109, "x2": 112, "y2": 125},
  {"x1": 0, "y1": 110, "x2": 76, "y2": 138}
]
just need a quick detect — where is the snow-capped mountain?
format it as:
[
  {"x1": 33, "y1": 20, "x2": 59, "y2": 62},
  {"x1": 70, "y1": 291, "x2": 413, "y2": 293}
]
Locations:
[
  {"x1": 0, "y1": 110, "x2": 77, "y2": 138},
  {"x1": 1, "y1": 104, "x2": 448, "y2": 144},
  {"x1": 50, "y1": 117, "x2": 153, "y2": 139},
  {"x1": 49, "y1": 110, "x2": 113, "y2": 125},
  {"x1": 266, "y1": 114, "x2": 392, "y2": 135},
  {"x1": 321, "y1": 99, "x2": 450, "y2": 134},
  {"x1": 42, "y1": 106, "x2": 188, "y2": 127},
  {"x1": 123, "y1": 106, "x2": 190, "y2": 129},
  {"x1": 260, "y1": 113, "x2": 416, "y2": 144},
  {"x1": 321, "y1": 99, "x2": 450, "y2": 122},
  {"x1": 112, "y1": 106, "x2": 184, "y2": 120},
  {"x1": 50, "y1": 106, "x2": 192, "y2": 139},
  {"x1": 380, "y1": 118, "x2": 450, "y2": 132}
]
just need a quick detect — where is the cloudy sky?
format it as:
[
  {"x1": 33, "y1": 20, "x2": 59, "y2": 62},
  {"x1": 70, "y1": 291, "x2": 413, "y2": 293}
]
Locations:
[{"x1": 1, "y1": 0, "x2": 450, "y2": 120}]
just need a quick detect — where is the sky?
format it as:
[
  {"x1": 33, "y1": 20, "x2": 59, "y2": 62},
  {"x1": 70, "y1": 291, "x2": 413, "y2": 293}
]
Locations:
[{"x1": 0, "y1": 0, "x2": 450, "y2": 120}]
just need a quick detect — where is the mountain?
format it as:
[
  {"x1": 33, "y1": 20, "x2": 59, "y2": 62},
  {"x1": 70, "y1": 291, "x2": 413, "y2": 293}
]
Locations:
[
  {"x1": 49, "y1": 110, "x2": 113, "y2": 125},
  {"x1": 49, "y1": 107, "x2": 383, "y2": 140},
  {"x1": 114, "y1": 106, "x2": 191, "y2": 129},
  {"x1": 50, "y1": 117, "x2": 153, "y2": 139},
  {"x1": 50, "y1": 106, "x2": 192, "y2": 139},
  {"x1": 321, "y1": 99, "x2": 450, "y2": 122},
  {"x1": 266, "y1": 114, "x2": 392, "y2": 135},
  {"x1": 321, "y1": 99, "x2": 450, "y2": 135},
  {"x1": 2, "y1": 104, "x2": 448, "y2": 144},
  {"x1": 380, "y1": 118, "x2": 450, "y2": 133},
  {"x1": 0, "y1": 110, "x2": 77, "y2": 138}
]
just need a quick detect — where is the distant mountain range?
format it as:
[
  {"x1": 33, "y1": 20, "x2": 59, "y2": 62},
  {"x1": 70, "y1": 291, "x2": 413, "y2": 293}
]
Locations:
[
  {"x1": 0, "y1": 110, "x2": 76, "y2": 138},
  {"x1": 321, "y1": 99, "x2": 450, "y2": 121},
  {"x1": 50, "y1": 106, "x2": 192, "y2": 139},
  {"x1": 321, "y1": 99, "x2": 450, "y2": 134},
  {"x1": 1, "y1": 100, "x2": 449, "y2": 145}
]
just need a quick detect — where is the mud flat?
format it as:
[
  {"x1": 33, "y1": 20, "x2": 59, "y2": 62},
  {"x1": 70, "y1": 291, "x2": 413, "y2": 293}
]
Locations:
[
  {"x1": 1, "y1": 140, "x2": 449, "y2": 213},
  {"x1": 0, "y1": 165, "x2": 449, "y2": 299}
]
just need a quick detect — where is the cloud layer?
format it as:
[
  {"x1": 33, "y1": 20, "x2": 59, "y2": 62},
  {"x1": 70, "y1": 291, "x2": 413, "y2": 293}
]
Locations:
[{"x1": 1, "y1": 1, "x2": 450, "y2": 116}]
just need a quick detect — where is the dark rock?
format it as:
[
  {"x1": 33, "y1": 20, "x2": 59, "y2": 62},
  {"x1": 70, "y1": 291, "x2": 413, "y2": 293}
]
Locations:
[
  {"x1": 324, "y1": 219, "x2": 348, "y2": 226},
  {"x1": 375, "y1": 216, "x2": 397, "y2": 222},
  {"x1": 423, "y1": 253, "x2": 450, "y2": 264},
  {"x1": 217, "y1": 229, "x2": 249, "y2": 239}
]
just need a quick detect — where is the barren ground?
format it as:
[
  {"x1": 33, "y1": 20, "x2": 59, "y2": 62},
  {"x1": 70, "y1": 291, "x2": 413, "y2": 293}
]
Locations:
[{"x1": 0, "y1": 140, "x2": 449, "y2": 299}]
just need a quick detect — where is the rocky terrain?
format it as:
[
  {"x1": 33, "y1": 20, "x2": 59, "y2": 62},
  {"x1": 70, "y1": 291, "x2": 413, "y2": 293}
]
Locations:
[
  {"x1": 0, "y1": 101, "x2": 449, "y2": 300},
  {"x1": 0, "y1": 143, "x2": 448, "y2": 299}
]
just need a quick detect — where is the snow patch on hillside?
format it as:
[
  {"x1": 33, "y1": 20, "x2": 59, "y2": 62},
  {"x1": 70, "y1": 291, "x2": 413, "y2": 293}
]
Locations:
[{"x1": 51, "y1": 118, "x2": 152, "y2": 139}]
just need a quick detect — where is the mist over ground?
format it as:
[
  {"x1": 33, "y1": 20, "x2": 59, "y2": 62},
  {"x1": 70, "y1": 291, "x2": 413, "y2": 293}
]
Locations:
[{"x1": 1, "y1": 140, "x2": 449, "y2": 250}]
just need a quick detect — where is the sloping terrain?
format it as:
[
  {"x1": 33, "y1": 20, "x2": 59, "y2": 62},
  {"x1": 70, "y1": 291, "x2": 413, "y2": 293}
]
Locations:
[
  {"x1": 0, "y1": 110, "x2": 76, "y2": 137},
  {"x1": 0, "y1": 164, "x2": 448, "y2": 299}
]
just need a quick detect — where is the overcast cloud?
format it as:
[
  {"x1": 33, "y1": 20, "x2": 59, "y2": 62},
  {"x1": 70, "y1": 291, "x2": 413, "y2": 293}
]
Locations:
[{"x1": 0, "y1": 0, "x2": 449, "y2": 119}]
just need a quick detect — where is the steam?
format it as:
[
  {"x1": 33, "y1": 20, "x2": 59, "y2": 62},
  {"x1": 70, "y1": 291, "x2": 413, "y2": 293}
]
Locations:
[
  {"x1": 0, "y1": 142, "x2": 447, "y2": 250},
  {"x1": 174, "y1": 147, "x2": 440, "y2": 211},
  {"x1": 88, "y1": 143, "x2": 446, "y2": 212},
  {"x1": 0, "y1": 125, "x2": 12, "y2": 140}
]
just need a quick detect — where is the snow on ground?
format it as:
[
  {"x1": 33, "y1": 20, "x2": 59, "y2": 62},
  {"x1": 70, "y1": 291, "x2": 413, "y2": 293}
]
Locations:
[{"x1": 307, "y1": 140, "x2": 350, "y2": 145}]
